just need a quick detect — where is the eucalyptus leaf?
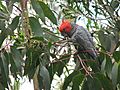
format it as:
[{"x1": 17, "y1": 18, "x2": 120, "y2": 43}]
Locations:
[
  {"x1": 81, "y1": 78, "x2": 89, "y2": 90},
  {"x1": 40, "y1": 66, "x2": 50, "y2": 90},
  {"x1": 98, "y1": 0, "x2": 104, "y2": 5},
  {"x1": 72, "y1": 73, "x2": 85, "y2": 90},
  {"x1": 38, "y1": 75, "x2": 44, "y2": 90},
  {"x1": 105, "y1": 55, "x2": 112, "y2": 78},
  {"x1": 111, "y1": 62, "x2": 118, "y2": 88},
  {"x1": 118, "y1": 63, "x2": 120, "y2": 84},
  {"x1": 115, "y1": 20, "x2": 120, "y2": 30},
  {"x1": 0, "y1": 20, "x2": 5, "y2": 30},
  {"x1": 0, "y1": 30, "x2": 7, "y2": 47},
  {"x1": 38, "y1": 1, "x2": 57, "y2": 25},
  {"x1": 95, "y1": 73, "x2": 114, "y2": 90},
  {"x1": 0, "y1": 11, "x2": 9, "y2": 20},
  {"x1": 0, "y1": 53, "x2": 9, "y2": 88},
  {"x1": 24, "y1": 51, "x2": 36, "y2": 79},
  {"x1": 42, "y1": 28, "x2": 59, "y2": 42},
  {"x1": 113, "y1": 51, "x2": 120, "y2": 62},
  {"x1": 0, "y1": 83, "x2": 4, "y2": 90},
  {"x1": 111, "y1": 0, "x2": 119, "y2": 11},
  {"x1": 10, "y1": 47, "x2": 22, "y2": 76},
  {"x1": 9, "y1": 16, "x2": 19, "y2": 31},
  {"x1": 98, "y1": 31, "x2": 110, "y2": 51},
  {"x1": 101, "y1": 57, "x2": 106, "y2": 73},
  {"x1": 57, "y1": 55, "x2": 70, "y2": 76},
  {"x1": 0, "y1": 1, "x2": 9, "y2": 20},
  {"x1": 98, "y1": 30, "x2": 115, "y2": 52},
  {"x1": 0, "y1": 1, "x2": 8, "y2": 14},
  {"x1": 62, "y1": 71, "x2": 79, "y2": 90},
  {"x1": 29, "y1": 17, "x2": 43, "y2": 37},
  {"x1": 31, "y1": 0, "x2": 45, "y2": 22},
  {"x1": 82, "y1": 76, "x2": 102, "y2": 90}
]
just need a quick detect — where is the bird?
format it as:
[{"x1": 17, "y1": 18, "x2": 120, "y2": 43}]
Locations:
[{"x1": 58, "y1": 19, "x2": 97, "y2": 60}]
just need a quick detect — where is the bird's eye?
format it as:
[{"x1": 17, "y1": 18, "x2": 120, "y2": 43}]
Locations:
[{"x1": 63, "y1": 28, "x2": 66, "y2": 32}]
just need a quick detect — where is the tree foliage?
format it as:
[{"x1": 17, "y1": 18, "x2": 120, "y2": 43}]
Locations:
[{"x1": 0, "y1": 0, "x2": 120, "y2": 90}]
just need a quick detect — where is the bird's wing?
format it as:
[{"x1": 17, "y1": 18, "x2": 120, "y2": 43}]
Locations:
[
  {"x1": 71, "y1": 26, "x2": 97, "y2": 58},
  {"x1": 72, "y1": 26, "x2": 95, "y2": 49}
]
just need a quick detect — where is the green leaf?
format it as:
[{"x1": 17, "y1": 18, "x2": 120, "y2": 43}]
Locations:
[
  {"x1": 6, "y1": 0, "x2": 14, "y2": 13},
  {"x1": 12, "y1": 0, "x2": 20, "y2": 3},
  {"x1": 0, "y1": 10, "x2": 9, "y2": 19},
  {"x1": 111, "y1": 0, "x2": 119, "y2": 11},
  {"x1": 10, "y1": 47, "x2": 22, "y2": 76},
  {"x1": 0, "y1": 30, "x2": 7, "y2": 47},
  {"x1": 47, "y1": 62, "x2": 59, "y2": 83},
  {"x1": 101, "y1": 56, "x2": 106, "y2": 73},
  {"x1": 31, "y1": 0, "x2": 45, "y2": 22},
  {"x1": 88, "y1": 77, "x2": 102, "y2": 90},
  {"x1": 9, "y1": 16, "x2": 19, "y2": 31},
  {"x1": 38, "y1": 1, "x2": 57, "y2": 25},
  {"x1": 118, "y1": 63, "x2": 120, "y2": 84},
  {"x1": 30, "y1": 36, "x2": 44, "y2": 41},
  {"x1": 29, "y1": 17, "x2": 43, "y2": 37},
  {"x1": 62, "y1": 71, "x2": 79, "y2": 90},
  {"x1": 24, "y1": 54, "x2": 36, "y2": 79},
  {"x1": 98, "y1": 30, "x2": 116, "y2": 52},
  {"x1": 81, "y1": 76, "x2": 102, "y2": 90},
  {"x1": 111, "y1": 62, "x2": 118, "y2": 88},
  {"x1": 81, "y1": 78, "x2": 89, "y2": 90},
  {"x1": 0, "y1": 1, "x2": 9, "y2": 19},
  {"x1": 72, "y1": 73, "x2": 85, "y2": 90},
  {"x1": 47, "y1": 56, "x2": 69, "y2": 80},
  {"x1": 57, "y1": 55, "x2": 70, "y2": 76},
  {"x1": 0, "y1": 20, "x2": 5, "y2": 30},
  {"x1": 42, "y1": 28, "x2": 59, "y2": 42},
  {"x1": 0, "y1": 1, "x2": 8, "y2": 13},
  {"x1": 24, "y1": 48, "x2": 39, "y2": 79},
  {"x1": 57, "y1": 62, "x2": 67, "y2": 77},
  {"x1": 0, "y1": 83, "x2": 4, "y2": 90},
  {"x1": 95, "y1": 73, "x2": 114, "y2": 90},
  {"x1": 48, "y1": 42, "x2": 52, "y2": 49},
  {"x1": 0, "y1": 53, "x2": 9, "y2": 88},
  {"x1": 113, "y1": 51, "x2": 120, "y2": 62},
  {"x1": 115, "y1": 20, "x2": 120, "y2": 30},
  {"x1": 98, "y1": 30, "x2": 110, "y2": 51},
  {"x1": 98, "y1": 0, "x2": 104, "y2": 5},
  {"x1": 87, "y1": 18, "x2": 91, "y2": 30},
  {"x1": 38, "y1": 75, "x2": 44, "y2": 90},
  {"x1": 105, "y1": 55, "x2": 112, "y2": 78},
  {"x1": 40, "y1": 66, "x2": 50, "y2": 90},
  {"x1": 13, "y1": 80, "x2": 20, "y2": 90}
]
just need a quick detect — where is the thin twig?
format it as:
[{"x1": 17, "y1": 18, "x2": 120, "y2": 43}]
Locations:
[
  {"x1": 13, "y1": 4, "x2": 22, "y2": 13},
  {"x1": 50, "y1": 52, "x2": 96, "y2": 64},
  {"x1": 76, "y1": 6, "x2": 110, "y2": 21},
  {"x1": 77, "y1": 55, "x2": 92, "y2": 77},
  {"x1": 62, "y1": 2, "x2": 110, "y2": 21},
  {"x1": 43, "y1": 29, "x2": 64, "y2": 39},
  {"x1": 78, "y1": 11, "x2": 110, "y2": 21},
  {"x1": 55, "y1": 42, "x2": 68, "y2": 55},
  {"x1": 53, "y1": 39, "x2": 72, "y2": 45}
]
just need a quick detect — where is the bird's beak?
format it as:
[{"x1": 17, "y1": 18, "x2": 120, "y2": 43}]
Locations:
[
  {"x1": 61, "y1": 31, "x2": 68, "y2": 37},
  {"x1": 61, "y1": 30, "x2": 68, "y2": 37}
]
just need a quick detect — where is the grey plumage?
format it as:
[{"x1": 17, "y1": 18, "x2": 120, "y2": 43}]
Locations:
[{"x1": 68, "y1": 23, "x2": 97, "y2": 60}]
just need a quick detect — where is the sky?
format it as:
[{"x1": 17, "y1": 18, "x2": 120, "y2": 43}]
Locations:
[{"x1": 20, "y1": 78, "x2": 34, "y2": 90}]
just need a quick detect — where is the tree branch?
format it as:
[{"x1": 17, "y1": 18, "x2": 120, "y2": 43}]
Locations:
[{"x1": 20, "y1": 0, "x2": 31, "y2": 39}]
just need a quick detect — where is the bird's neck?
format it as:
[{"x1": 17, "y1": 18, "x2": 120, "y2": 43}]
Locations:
[{"x1": 67, "y1": 23, "x2": 77, "y2": 37}]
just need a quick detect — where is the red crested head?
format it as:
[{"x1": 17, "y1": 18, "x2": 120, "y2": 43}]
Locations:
[{"x1": 59, "y1": 20, "x2": 72, "y2": 33}]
